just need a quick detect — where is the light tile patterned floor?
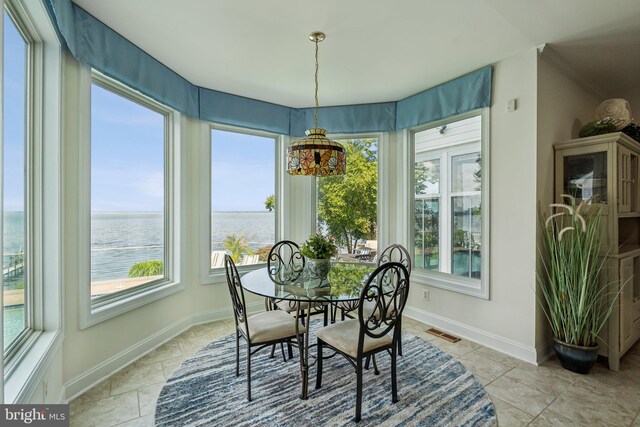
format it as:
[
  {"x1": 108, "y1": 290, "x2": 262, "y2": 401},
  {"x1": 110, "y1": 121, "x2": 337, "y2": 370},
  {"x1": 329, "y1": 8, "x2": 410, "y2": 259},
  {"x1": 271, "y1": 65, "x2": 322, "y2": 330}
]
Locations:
[{"x1": 69, "y1": 316, "x2": 640, "y2": 427}]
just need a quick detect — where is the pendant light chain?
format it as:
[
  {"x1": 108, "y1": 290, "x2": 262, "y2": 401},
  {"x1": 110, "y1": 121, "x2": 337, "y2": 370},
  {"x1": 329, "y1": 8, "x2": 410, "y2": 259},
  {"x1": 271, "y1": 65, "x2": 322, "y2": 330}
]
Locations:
[{"x1": 314, "y1": 38, "x2": 319, "y2": 130}]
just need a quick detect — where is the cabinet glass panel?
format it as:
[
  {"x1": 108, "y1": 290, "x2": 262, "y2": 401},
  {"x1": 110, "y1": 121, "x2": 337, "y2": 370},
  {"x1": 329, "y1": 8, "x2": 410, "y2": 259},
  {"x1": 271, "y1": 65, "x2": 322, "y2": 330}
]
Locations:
[{"x1": 563, "y1": 152, "x2": 607, "y2": 204}]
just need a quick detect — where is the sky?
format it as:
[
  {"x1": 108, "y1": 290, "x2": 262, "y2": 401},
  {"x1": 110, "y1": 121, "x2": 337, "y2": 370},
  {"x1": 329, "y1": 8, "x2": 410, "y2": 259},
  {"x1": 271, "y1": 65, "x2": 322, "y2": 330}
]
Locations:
[
  {"x1": 3, "y1": 12, "x2": 26, "y2": 212},
  {"x1": 91, "y1": 84, "x2": 166, "y2": 211},
  {"x1": 91, "y1": 86, "x2": 275, "y2": 212},
  {"x1": 211, "y1": 129, "x2": 274, "y2": 212}
]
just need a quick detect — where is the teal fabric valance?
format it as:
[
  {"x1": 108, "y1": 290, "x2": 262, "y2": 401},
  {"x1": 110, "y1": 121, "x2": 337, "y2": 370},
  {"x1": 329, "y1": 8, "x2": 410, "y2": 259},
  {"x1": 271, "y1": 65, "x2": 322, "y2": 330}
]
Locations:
[
  {"x1": 43, "y1": 0, "x2": 492, "y2": 135},
  {"x1": 396, "y1": 66, "x2": 493, "y2": 129}
]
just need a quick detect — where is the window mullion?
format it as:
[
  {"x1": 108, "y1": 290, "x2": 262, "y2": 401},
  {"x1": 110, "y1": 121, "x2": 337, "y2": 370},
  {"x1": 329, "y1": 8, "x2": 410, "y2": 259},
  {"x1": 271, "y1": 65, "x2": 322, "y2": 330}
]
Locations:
[{"x1": 440, "y1": 152, "x2": 451, "y2": 273}]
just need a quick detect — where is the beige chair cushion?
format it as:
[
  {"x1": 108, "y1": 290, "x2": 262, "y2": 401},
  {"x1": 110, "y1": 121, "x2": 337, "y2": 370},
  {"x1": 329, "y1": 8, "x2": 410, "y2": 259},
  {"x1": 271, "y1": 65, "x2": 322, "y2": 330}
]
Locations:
[
  {"x1": 337, "y1": 300, "x2": 379, "y2": 319},
  {"x1": 316, "y1": 319, "x2": 392, "y2": 357},
  {"x1": 276, "y1": 300, "x2": 312, "y2": 312},
  {"x1": 276, "y1": 300, "x2": 327, "y2": 315},
  {"x1": 239, "y1": 310, "x2": 301, "y2": 344}
]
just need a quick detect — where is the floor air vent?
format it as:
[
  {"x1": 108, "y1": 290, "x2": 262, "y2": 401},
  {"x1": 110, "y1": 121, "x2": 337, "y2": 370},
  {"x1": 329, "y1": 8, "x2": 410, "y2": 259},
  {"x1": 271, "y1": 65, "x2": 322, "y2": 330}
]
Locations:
[{"x1": 426, "y1": 328, "x2": 461, "y2": 343}]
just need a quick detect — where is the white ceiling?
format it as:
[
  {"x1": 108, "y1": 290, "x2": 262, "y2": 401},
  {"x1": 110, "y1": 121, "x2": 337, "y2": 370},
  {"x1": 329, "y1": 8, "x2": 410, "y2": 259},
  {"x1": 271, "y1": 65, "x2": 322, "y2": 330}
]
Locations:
[{"x1": 73, "y1": 0, "x2": 640, "y2": 108}]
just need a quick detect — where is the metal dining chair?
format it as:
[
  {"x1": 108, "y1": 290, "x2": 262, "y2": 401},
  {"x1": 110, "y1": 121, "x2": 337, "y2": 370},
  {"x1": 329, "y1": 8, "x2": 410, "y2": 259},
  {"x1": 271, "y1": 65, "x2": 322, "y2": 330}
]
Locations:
[
  {"x1": 224, "y1": 255, "x2": 303, "y2": 401},
  {"x1": 266, "y1": 240, "x2": 329, "y2": 326},
  {"x1": 315, "y1": 262, "x2": 410, "y2": 422},
  {"x1": 376, "y1": 244, "x2": 412, "y2": 356}
]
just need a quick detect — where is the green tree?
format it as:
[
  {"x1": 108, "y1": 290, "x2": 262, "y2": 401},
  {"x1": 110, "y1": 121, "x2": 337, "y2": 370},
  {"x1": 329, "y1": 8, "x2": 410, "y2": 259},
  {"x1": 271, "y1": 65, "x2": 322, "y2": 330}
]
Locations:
[
  {"x1": 223, "y1": 233, "x2": 254, "y2": 263},
  {"x1": 317, "y1": 139, "x2": 377, "y2": 253},
  {"x1": 264, "y1": 194, "x2": 275, "y2": 212}
]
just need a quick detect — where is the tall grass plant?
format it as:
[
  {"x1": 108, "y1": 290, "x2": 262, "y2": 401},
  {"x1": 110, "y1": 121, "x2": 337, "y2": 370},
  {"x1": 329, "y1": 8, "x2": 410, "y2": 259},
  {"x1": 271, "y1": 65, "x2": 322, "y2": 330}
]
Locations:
[{"x1": 538, "y1": 195, "x2": 613, "y2": 347}]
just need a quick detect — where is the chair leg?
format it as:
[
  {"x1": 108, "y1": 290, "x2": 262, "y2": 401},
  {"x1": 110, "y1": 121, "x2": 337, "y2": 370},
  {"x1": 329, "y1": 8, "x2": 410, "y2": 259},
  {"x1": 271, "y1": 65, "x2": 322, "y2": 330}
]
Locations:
[
  {"x1": 364, "y1": 355, "x2": 371, "y2": 370},
  {"x1": 355, "y1": 358, "x2": 363, "y2": 423},
  {"x1": 287, "y1": 340, "x2": 294, "y2": 359},
  {"x1": 398, "y1": 318, "x2": 403, "y2": 357},
  {"x1": 315, "y1": 339, "x2": 323, "y2": 389},
  {"x1": 341, "y1": 308, "x2": 345, "y2": 321},
  {"x1": 372, "y1": 354, "x2": 380, "y2": 375},
  {"x1": 247, "y1": 344, "x2": 252, "y2": 401},
  {"x1": 391, "y1": 345, "x2": 398, "y2": 403},
  {"x1": 280, "y1": 342, "x2": 287, "y2": 361},
  {"x1": 235, "y1": 331, "x2": 240, "y2": 377},
  {"x1": 323, "y1": 305, "x2": 329, "y2": 326},
  {"x1": 270, "y1": 344, "x2": 276, "y2": 358}
]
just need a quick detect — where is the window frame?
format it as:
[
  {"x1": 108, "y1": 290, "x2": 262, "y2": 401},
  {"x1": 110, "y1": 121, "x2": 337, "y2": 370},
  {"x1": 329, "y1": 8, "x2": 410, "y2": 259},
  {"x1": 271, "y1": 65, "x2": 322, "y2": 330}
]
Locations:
[
  {"x1": 409, "y1": 109, "x2": 490, "y2": 299},
  {"x1": 79, "y1": 69, "x2": 183, "y2": 329},
  {"x1": 313, "y1": 132, "x2": 387, "y2": 256},
  {"x1": 2, "y1": 0, "x2": 64, "y2": 404},
  {"x1": 201, "y1": 123, "x2": 283, "y2": 284},
  {"x1": 3, "y1": 0, "x2": 35, "y2": 363}
]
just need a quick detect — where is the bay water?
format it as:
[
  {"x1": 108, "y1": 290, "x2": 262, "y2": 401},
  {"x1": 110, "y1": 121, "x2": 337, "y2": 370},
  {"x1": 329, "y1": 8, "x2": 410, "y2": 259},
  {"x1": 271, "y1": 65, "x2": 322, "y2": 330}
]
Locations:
[{"x1": 3, "y1": 211, "x2": 274, "y2": 282}]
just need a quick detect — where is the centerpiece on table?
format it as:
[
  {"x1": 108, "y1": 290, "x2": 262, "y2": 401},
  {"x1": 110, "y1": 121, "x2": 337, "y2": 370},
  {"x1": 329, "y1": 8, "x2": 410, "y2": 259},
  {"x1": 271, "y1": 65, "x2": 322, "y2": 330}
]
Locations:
[
  {"x1": 538, "y1": 194, "x2": 615, "y2": 374},
  {"x1": 300, "y1": 233, "x2": 338, "y2": 279}
]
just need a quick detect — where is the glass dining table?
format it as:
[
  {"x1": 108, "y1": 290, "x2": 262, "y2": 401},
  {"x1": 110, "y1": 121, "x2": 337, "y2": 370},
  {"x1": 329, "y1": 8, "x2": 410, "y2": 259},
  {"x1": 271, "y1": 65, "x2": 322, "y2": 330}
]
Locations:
[{"x1": 242, "y1": 261, "x2": 375, "y2": 400}]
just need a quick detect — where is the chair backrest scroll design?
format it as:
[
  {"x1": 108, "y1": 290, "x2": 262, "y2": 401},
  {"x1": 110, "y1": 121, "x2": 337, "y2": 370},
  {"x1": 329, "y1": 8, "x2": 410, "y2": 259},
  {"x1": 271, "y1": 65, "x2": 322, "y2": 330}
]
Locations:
[
  {"x1": 267, "y1": 240, "x2": 305, "y2": 281},
  {"x1": 378, "y1": 244, "x2": 412, "y2": 275},
  {"x1": 224, "y1": 255, "x2": 247, "y2": 325},
  {"x1": 357, "y1": 262, "x2": 410, "y2": 346}
]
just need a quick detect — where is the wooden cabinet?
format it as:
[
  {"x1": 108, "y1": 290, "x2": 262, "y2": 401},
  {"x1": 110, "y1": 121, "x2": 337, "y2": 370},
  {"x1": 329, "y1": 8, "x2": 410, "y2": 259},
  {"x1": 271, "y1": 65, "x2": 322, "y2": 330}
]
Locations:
[{"x1": 555, "y1": 132, "x2": 640, "y2": 370}]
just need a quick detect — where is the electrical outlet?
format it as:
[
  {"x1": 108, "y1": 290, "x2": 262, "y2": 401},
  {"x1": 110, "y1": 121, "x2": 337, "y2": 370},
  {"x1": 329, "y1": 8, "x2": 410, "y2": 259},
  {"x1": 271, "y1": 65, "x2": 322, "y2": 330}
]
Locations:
[
  {"x1": 422, "y1": 289, "x2": 430, "y2": 301},
  {"x1": 43, "y1": 380, "x2": 48, "y2": 399}
]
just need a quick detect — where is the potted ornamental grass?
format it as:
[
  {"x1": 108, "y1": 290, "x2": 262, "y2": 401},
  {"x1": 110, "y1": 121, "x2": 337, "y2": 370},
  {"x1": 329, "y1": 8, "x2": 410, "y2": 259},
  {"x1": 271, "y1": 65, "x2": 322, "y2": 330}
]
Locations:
[
  {"x1": 300, "y1": 233, "x2": 338, "y2": 278},
  {"x1": 538, "y1": 194, "x2": 615, "y2": 374}
]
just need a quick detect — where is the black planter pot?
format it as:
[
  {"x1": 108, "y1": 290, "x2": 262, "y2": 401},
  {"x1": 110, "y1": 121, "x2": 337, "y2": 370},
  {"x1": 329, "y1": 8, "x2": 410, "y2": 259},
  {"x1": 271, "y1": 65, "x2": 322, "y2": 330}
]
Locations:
[{"x1": 553, "y1": 337, "x2": 599, "y2": 374}]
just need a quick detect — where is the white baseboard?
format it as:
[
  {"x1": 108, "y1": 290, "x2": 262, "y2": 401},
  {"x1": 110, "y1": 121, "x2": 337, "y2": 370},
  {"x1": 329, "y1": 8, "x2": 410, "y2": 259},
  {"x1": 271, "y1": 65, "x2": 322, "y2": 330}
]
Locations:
[
  {"x1": 403, "y1": 305, "x2": 540, "y2": 365},
  {"x1": 62, "y1": 301, "x2": 262, "y2": 402}
]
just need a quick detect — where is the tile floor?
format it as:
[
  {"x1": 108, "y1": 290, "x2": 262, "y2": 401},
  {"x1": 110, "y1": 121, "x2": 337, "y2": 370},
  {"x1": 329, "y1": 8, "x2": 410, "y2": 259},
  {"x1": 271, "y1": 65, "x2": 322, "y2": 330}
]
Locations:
[{"x1": 69, "y1": 316, "x2": 640, "y2": 427}]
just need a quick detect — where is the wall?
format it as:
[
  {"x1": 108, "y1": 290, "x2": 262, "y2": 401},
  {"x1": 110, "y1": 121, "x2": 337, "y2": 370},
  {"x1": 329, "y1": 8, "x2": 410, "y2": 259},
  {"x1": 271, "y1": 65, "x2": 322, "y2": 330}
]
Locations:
[
  {"x1": 535, "y1": 54, "x2": 601, "y2": 350},
  {"x1": 51, "y1": 47, "x2": 598, "y2": 403},
  {"x1": 401, "y1": 49, "x2": 541, "y2": 362}
]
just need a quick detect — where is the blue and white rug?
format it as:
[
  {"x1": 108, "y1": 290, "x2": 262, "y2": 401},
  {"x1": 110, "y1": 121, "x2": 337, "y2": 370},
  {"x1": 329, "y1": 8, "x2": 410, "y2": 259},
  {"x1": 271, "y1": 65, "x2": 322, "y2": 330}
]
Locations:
[{"x1": 155, "y1": 321, "x2": 496, "y2": 426}]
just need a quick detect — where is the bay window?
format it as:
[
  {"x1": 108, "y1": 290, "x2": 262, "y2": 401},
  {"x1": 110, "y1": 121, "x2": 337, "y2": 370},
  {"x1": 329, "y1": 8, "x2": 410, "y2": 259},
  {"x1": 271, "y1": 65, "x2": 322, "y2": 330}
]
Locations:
[
  {"x1": 209, "y1": 128, "x2": 276, "y2": 270},
  {"x1": 316, "y1": 137, "x2": 379, "y2": 262},
  {"x1": 82, "y1": 71, "x2": 181, "y2": 326}
]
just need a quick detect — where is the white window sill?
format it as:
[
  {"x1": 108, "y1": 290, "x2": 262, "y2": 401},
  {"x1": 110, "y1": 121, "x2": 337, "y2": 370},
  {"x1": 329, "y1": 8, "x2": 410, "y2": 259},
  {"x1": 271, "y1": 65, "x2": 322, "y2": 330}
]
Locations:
[
  {"x1": 81, "y1": 281, "x2": 185, "y2": 329},
  {"x1": 203, "y1": 262, "x2": 266, "y2": 285},
  {"x1": 412, "y1": 269, "x2": 489, "y2": 299},
  {"x1": 4, "y1": 330, "x2": 63, "y2": 403}
]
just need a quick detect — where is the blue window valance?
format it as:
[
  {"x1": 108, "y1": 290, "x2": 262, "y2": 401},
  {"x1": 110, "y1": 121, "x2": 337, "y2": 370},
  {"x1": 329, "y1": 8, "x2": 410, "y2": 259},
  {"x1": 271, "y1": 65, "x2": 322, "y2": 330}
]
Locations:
[{"x1": 44, "y1": 0, "x2": 492, "y2": 135}]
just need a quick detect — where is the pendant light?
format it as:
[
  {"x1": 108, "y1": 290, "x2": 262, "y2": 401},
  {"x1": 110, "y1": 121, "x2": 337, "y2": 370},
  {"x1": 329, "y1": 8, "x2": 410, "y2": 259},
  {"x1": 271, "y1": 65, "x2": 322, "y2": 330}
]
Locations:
[{"x1": 287, "y1": 32, "x2": 346, "y2": 176}]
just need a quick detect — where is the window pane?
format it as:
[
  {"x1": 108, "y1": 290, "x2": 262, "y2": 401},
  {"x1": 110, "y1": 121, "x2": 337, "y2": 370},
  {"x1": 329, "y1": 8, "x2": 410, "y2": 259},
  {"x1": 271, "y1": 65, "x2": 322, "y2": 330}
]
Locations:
[
  {"x1": 414, "y1": 198, "x2": 439, "y2": 271},
  {"x1": 451, "y1": 195, "x2": 481, "y2": 278},
  {"x1": 3, "y1": 11, "x2": 28, "y2": 350},
  {"x1": 317, "y1": 138, "x2": 378, "y2": 262},
  {"x1": 91, "y1": 84, "x2": 165, "y2": 297},
  {"x1": 211, "y1": 129, "x2": 275, "y2": 268},
  {"x1": 415, "y1": 159, "x2": 440, "y2": 195},
  {"x1": 452, "y1": 153, "x2": 481, "y2": 193}
]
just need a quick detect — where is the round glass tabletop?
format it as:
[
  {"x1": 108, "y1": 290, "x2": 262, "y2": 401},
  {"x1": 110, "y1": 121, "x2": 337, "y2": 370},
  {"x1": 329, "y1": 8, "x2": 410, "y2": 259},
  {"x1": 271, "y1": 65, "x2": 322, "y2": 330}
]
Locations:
[{"x1": 242, "y1": 262, "x2": 376, "y2": 302}]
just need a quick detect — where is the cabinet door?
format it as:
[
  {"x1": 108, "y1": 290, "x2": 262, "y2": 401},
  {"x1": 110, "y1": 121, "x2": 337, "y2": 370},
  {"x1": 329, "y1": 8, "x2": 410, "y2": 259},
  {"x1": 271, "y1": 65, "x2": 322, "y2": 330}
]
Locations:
[
  {"x1": 618, "y1": 146, "x2": 632, "y2": 212},
  {"x1": 560, "y1": 150, "x2": 608, "y2": 204}
]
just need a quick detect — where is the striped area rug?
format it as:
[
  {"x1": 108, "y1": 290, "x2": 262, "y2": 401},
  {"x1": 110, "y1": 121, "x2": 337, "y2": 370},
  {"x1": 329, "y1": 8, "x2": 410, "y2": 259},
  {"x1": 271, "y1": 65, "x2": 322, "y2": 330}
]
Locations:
[{"x1": 155, "y1": 321, "x2": 496, "y2": 426}]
